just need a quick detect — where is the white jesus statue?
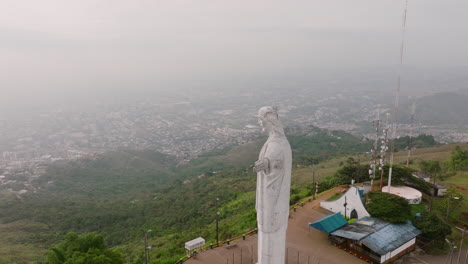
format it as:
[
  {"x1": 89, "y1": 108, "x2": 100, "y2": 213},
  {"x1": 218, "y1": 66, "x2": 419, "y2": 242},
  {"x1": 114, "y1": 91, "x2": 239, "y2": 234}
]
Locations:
[{"x1": 253, "y1": 106, "x2": 292, "y2": 264}]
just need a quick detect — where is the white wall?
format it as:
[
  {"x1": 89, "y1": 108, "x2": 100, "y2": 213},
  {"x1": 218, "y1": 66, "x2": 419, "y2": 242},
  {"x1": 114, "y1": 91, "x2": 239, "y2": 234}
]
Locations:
[
  {"x1": 320, "y1": 186, "x2": 370, "y2": 219},
  {"x1": 381, "y1": 238, "x2": 416, "y2": 263},
  {"x1": 437, "y1": 188, "x2": 447, "y2": 196}
]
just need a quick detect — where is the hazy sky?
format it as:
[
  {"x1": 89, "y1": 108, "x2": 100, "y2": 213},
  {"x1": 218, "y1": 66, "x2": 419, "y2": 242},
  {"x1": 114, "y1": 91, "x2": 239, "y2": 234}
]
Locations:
[{"x1": 1, "y1": 0, "x2": 467, "y2": 105}]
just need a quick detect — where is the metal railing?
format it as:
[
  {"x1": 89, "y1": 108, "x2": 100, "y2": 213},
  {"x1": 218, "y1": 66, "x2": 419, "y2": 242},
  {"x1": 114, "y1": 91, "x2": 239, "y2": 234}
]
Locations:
[{"x1": 174, "y1": 190, "x2": 333, "y2": 263}]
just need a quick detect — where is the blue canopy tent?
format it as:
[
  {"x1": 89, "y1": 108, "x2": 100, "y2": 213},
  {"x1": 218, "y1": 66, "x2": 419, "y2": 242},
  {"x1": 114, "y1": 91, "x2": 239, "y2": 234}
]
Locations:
[{"x1": 309, "y1": 213, "x2": 348, "y2": 234}]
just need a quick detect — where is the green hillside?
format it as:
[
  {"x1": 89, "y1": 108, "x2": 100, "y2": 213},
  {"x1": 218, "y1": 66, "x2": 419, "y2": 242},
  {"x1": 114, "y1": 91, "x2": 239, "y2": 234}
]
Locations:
[{"x1": 0, "y1": 129, "x2": 463, "y2": 263}]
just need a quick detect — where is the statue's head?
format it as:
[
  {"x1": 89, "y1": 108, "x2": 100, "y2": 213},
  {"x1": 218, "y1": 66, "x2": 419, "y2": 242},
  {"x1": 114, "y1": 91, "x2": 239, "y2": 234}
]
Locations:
[{"x1": 256, "y1": 106, "x2": 284, "y2": 135}]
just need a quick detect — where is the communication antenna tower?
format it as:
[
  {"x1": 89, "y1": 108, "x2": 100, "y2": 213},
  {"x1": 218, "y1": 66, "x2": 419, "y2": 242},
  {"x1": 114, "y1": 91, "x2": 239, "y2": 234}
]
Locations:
[
  {"x1": 406, "y1": 100, "x2": 416, "y2": 167},
  {"x1": 379, "y1": 113, "x2": 390, "y2": 190},
  {"x1": 387, "y1": 0, "x2": 409, "y2": 193},
  {"x1": 369, "y1": 110, "x2": 380, "y2": 191}
]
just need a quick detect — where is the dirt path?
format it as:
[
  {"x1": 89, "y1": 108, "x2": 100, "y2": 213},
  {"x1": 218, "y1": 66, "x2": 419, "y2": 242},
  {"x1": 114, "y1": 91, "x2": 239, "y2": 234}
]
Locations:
[{"x1": 185, "y1": 187, "x2": 366, "y2": 264}]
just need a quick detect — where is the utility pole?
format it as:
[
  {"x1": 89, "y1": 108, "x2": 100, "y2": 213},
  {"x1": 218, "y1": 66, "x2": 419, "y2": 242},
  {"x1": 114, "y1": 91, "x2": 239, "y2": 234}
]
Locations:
[
  {"x1": 450, "y1": 244, "x2": 456, "y2": 264},
  {"x1": 312, "y1": 171, "x2": 315, "y2": 200},
  {"x1": 343, "y1": 196, "x2": 348, "y2": 219},
  {"x1": 315, "y1": 182, "x2": 319, "y2": 197},
  {"x1": 446, "y1": 197, "x2": 460, "y2": 221},
  {"x1": 144, "y1": 233, "x2": 148, "y2": 264},
  {"x1": 430, "y1": 163, "x2": 440, "y2": 212},
  {"x1": 144, "y1": 229, "x2": 152, "y2": 264},
  {"x1": 216, "y1": 197, "x2": 220, "y2": 246},
  {"x1": 455, "y1": 226, "x2": 466, "y2": 264},
  {"x1": 445, "y1": 239, "x2": 457, "y2": 264},
  {"x1": 295, "y1": 172, "x2": 297, "y2": 187}
]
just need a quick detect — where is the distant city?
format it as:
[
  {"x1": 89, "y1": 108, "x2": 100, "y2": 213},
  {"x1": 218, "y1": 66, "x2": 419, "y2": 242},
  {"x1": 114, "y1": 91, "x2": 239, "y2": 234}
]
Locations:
[{"x1": 1, "y1": 86, "x2": 467, "y2": 195}]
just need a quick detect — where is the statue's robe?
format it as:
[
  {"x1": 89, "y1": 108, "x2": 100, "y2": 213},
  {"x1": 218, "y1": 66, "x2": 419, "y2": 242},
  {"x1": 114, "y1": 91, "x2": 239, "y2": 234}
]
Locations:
[{"x1": 256, "y1": 135, "x2": 292, "y2": 264}]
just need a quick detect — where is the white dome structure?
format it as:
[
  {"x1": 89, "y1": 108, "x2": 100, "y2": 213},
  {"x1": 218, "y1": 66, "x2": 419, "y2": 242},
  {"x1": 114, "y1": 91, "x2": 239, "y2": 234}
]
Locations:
[{"x1": 382, "y1": 186, "x2": 422, "y2": 204}]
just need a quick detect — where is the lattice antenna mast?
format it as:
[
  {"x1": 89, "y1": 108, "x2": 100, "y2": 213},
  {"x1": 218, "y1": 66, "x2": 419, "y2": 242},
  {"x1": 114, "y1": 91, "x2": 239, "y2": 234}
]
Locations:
[
  {"x1": 369, "y1": 110, "x2": 380, "y2": 191},
  {"x1": 387, "y1": 0, "x2": 409, "y2": 193},
  {"x1": 379, "y1": 113, "x2": 390, "y2": 190},
  {"x1": 406, "y1": 100, "x2": 416, "y2": 167}
]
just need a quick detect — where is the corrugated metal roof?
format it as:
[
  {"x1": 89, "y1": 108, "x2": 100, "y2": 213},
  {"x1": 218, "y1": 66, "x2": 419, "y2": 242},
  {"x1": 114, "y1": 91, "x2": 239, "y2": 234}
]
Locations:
[
  {"x1": 309, "y1": 213, "x2": 348, "y2": 234},
  {"x1": 330, "y1": 217, "x2": 388, "y2": 240},
  {"x1": 361, "y1": 221, "x2": 421, "y2": 255}
]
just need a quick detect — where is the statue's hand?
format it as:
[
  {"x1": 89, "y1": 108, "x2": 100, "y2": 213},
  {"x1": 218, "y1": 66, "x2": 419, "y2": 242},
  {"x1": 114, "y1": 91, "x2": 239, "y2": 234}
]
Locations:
[{"x1": 254, "y1": 158, "x2": 269, "y2": 173}]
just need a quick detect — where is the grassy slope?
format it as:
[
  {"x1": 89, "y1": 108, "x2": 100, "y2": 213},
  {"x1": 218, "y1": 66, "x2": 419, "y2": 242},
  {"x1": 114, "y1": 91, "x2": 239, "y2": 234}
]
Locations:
[
  {"x1": 177, "y1": 139, "x2": 265, "y2": 175},
  {"x1": 293, "y1": 143, "x2": 468, "y2": 184},
  {"x1": 0, "y1": 220, "x2": 50, "y2": 264}
]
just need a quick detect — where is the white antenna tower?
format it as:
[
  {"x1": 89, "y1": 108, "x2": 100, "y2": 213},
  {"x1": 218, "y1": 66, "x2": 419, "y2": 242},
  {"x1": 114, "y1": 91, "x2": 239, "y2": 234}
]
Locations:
[
  {"x1": 379, "y1": 113, "x2": 390, "y2": 190},
  {"x1": 387, "y1": 0, "x2": 409, "y2": 194},
  {"x1": 369, "y1": 110, "x2": 380, "y2": 191}
]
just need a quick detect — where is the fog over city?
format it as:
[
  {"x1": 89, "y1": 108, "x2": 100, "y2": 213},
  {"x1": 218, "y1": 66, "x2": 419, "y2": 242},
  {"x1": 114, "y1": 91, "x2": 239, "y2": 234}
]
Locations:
[
  {"x1": 1, "y1": 0, "x2": 468, "y2": 159},
  {"x1": 1, "y1": 0, "x2": 468, "y2": 109}
]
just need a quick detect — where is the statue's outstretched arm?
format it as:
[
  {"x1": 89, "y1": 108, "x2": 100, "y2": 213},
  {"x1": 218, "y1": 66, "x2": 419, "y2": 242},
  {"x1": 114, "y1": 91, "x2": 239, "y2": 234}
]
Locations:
[
  {"x1": 254, "y1": 158, "x2": 270, "y2": 174},
  {"x1": 255, "y1": 142, "x2": 284, "y2": 175}
]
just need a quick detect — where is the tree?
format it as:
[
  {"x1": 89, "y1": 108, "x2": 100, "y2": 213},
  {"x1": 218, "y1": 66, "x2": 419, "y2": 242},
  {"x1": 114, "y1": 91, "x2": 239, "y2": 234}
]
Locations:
[
  {"x1": 419, "y1": 160, "x2": 442, "y2": 177},
  {"x1": 419, "y1": 160, "x2": 442, "y2": 210},
  {"x1": 413, "y1": 212, "x2": 451, "y2": 241},
  {"x1": 385, "y1": 165, "x2": 434, "y2": 195},
  {"x1": 394, "y1": 134, "x2": 438, "y2": 151},
  {"x1": 334, "y1": 159, "x2": 369, "y2": 185},
  {"x1": 448, "y1": 146, "x2": 468, "y2": 171},
  {"x1": 365, "y1": 192, "x2": 411, "y2": 223},
  {"x1": 442, "y1": 187, "x2": 464, "y2": 221},
  {"x1": 44, "y1": 232, "x2": 124, "y2": 264}
]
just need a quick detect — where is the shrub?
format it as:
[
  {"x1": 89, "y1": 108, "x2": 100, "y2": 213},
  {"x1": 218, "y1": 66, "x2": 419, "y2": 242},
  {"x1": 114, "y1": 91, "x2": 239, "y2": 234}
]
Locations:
[
  {"x1": 413, "y1": 212, "x2": 451, "y2": 240},
  {"x1": 365, "y1": 192, "x2": 411, "y2": 223},
  {"x1": 43, "y1": 232, "x2": 124, "y2": 264}
]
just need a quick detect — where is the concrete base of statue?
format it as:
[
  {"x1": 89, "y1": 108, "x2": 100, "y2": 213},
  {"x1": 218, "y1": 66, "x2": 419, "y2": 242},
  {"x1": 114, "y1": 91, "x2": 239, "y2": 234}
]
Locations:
[{"x1": 258, "y1": 225, "x2": 287, "y2": 263}]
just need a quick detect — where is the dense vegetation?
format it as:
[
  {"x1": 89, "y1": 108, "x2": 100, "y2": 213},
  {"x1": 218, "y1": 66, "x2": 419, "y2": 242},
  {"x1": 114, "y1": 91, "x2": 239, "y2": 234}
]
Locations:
[
  {"x1": 365, "y1": 192, "x2": 411, "y2": 223},
  {"x1": 415, "y1": 212, "x2": 452, "y2": 239},
  {"x1": 385, "y1": 165, "x2": 436, "y2": 195},
  {"x1": 317, "y1": 158, "x2": 369, "y2": 192},
  {"x1": 287, "y1": 127, "x2": 371, "y2": 166},
  {"x1": 40, "y1": 232, "x2": 124, "y2": 264},
  {"x1": 394, "y1": 134, "x2": 438, "y2": 151},
  {"x1": 448, "y1": 145, "x2": 468, "y2": 171}
]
